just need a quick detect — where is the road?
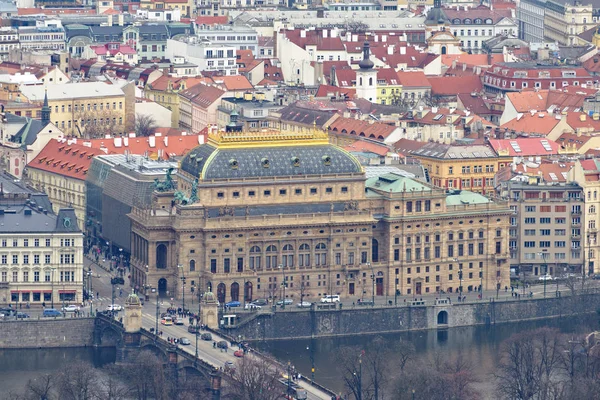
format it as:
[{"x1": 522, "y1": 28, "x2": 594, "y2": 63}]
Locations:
[{"x1": 85, "y1": 257, "x2": 334, "y2": 400}]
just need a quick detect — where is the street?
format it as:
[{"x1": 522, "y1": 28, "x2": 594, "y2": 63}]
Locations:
[{"x1": 85, "y1": 257, "x2": 333, "y2": 400}]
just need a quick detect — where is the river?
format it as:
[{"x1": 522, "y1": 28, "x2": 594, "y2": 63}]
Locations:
[{"x1": 0, "y1": 317, "x2": 596, "y2": 399}]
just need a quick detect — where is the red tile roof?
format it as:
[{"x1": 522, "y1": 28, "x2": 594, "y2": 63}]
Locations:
[
  {"x1": 83, "y1": 133, "x2": 205, "y2": 159},
  {"x1": 344, "y1": 140, "x2": 392, "y2": 156},
  {"x1": 369, "y1": 44, "x2": 438, "y2": 69},
  {"x1": 179, "y1": 83, "x2": 225, "y2": 108},
  {"x1": 89, "y1": 43, "x2": 137, "y2": 55},
  {"x1": 194, "y1": 16, "x2": 228, "y2": 25},
  {"x1": 442, "y1": 5, "x2": 513, "y2": 24},
  {"x1": 335, "y1": 68, "x2": 399, "y2": 87},
  {"x1": 511, "y1": 160, "x2": 573, "y2": 182},
  {"x1": 428, "y1": 76, "x2": 483, "y2": 96},
  {"x1": 457, "y1": 93, "x2": 491, "y2": 115},
  {"x1": 211, "y1": 75, "x2": 253, "y2": 91},
  {"x1": 488, "y1": 138, "x2": 560, "y2": 157},
  {"x1": 18, "y1": 7, "x2": 97, "y2": 15},
  {"x1": 282, "y1": 29, "x2": 345, "y2": 51},
  {"x1": 328, "y1": 117, "x2": 397, "y2": 140},
  {"x1": 396, "y1": 71, "x2": 431, "y2": 88},
  {"x1": 27, "y1": 139, "x2": 102, "y2": 181},
  {"x1": 506, "y1": 90, "x2": 586, "y2": 113},
  {"x1": 500, "y1": 112, "x2": 562, "y2": 136},
  {"x1": 441, "y1": 54, "x2": 503, "y2": 67},
  {"x1": 263, "y1": 59, "x2": 284, "y2": 82},
  {"x1": 393, "y1": 138, "x2": 428, "y2": 154},
  {"x1": 147, "y1": 75, "x2": 208, "y2": 91},
  {"x1": 315, "y1": 84, "x2": 356, "y2": 99},
  {"x1": 566, "y1": 112, "x2": 600, "y2": 130},
  {"x1": 555, "y1": 131, "x2": 595, "y2": 150}
]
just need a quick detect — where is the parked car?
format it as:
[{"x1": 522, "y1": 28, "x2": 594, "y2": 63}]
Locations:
[
  {"x1": 252, "y1": 299, "x2": 268, "y2": 306},
  {"x1": 593, "y1": 274, "x2": 600, "y2": 280},
  {"x1": 43, "y1": 308, "x2": 62, "y2": 317},
  {"x1": 320, "y1": 295, "x2": 340, "y2": 303},
  {"x1": 62, "y1": 305, "x2": 80, "y2": 313},
  {"x1": 0, "y1": 308, "x2": 15, "y2": 316},
  {"x1": 245, "y1": 303, "x2": 261, "y2": 310},
  {"x1": 296, "y1": 301, "x2": 312, "y2": 308},
  {"x1": 217, "y1": 340, "x2": 228, "y2": 349},
  {"x1": 106, "y1": 304, "x2": 123, "y2": 311},
  {"x1": 173, "y1": 317, "x2": 184, "y2": 325},
  {"x1": 225, "y1": 301, "x2": 241, "y2": 308},
  {"x1": 16, "y1": 312, "x2": 30, "y2": 319},
  {"x1": 538, "y1": 275, "x2": 554, "y2": 281},
  {"x1": 179, "y1": 337, "x2": 191, "y2": 345},
  {"x1": 201, "y1": 333, "x2": 212, "y2": 341},
  {"x1": 275, "y1": 299, "x2": 293, "y2": 306},
  {"x1": 234, "y1": 350, "x2": 244, "y2": 358}
]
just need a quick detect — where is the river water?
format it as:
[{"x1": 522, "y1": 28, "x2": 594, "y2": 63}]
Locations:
[{"x1": 0, "y1": 317, "x2": 596, "y2": 399}]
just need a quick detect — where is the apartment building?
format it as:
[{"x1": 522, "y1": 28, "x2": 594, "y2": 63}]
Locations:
[
  {"x1": 195, "y1": 25, "x2": 259, "y2": 55},
  {"x1": 0, "y1": 176, "x2": 83, "y2": 306},
  {"x1": 508, "y1": 181, "x2": 584, "y2": 278},
  {"x1": 18, "y1": 20, "x2": 65, "y2": 51},
  {"x1": 166, "y1": 37, "x2": 239, "y2": 76},
  {"x1": 19, "y1": 82, "x2": 132, "y2": 137}
]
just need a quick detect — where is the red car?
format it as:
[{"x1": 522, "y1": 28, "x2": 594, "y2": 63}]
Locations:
[{"x1": 234, "y1": 350, "x2": 244, "y2": 358}]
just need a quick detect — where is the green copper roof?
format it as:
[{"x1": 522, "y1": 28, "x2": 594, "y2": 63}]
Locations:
[
  {"x1": 446, "y1": 191, "x2": 490, "y2": 206},
  {"x1": 365, "y1": 173, "x2": 431, "y2": 193}
]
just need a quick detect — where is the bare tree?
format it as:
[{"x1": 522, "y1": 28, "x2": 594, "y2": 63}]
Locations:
[
  {"x1": 55, "y1": 361, "x2": 99, "y2": 400},
  {"x1": 74, "y1": 107, "x2": 123, "y2": 139},
  {"x1": 228, "y1": 357, "x2": 284, "y2": 400},
  {"x1": 98, "y1": 364, "x2": 134, "y2": 400},
  {"x1": 135, "y1": 113, "x2": 158, "y2": 137},
  {"x1": 24, "y1": 374, "x2": 54, "y2": 400},
  {"x1": 296, "y1": 280, "x2": 309, "y2": 305}
]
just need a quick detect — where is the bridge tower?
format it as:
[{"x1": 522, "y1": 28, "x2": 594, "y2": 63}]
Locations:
[
  {"x1": 116, "y1": 291, "x2": 143, "y2": 363},
  {"x1": 201, "y1": 290, "x2": 219, "y2": 329}
]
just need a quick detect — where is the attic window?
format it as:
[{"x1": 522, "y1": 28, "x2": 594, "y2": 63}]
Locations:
[
  {"x1": 261, "y1": 157, "x2": 270, "y2": 168},
  {"x1": 229, "y1": 158, "x2": 238, "y2": 169},
  {"x1": 322, "y1": 155, "x2": 332, "y2": 166},
  {"x1": 291, "y1": 156, "x2": 300, "y2": 167}
]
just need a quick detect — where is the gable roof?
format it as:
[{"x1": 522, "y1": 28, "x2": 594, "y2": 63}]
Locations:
[
  {"x1": 488, "y1": 138, "x2": 560, "y2": 157},
  {"x1": 428, "y1": 76, "x2": 483, "y2": 96},
  {"x1": 27, "y1": 139, "x2": 102, "y2": 181},
  {"x1": 83, "y1": 134, "x2": 204, "y2": 159},
  {"x1": 344, "y1": 140, "x2": 393, "y2": 156},
  {"x1": 396, "y1": 71, "x2": 431, "y2": 88},
  {"x1": 315, "y1": 84, "x2": 356, "y2": 99},
  {"x1": 179, "y1": 83, "x2": 225, "y2": 108},
  {"x1": 282, "y1": 28, "x2": 345, "y2": 51},
  {"x1": 506, "y1": 89, "x2": 586, "y2": 113},
  {"x1": 500, "y1": 112, "x2": 563, "y2": 136},
  {"x1": 212, "y1": 75, "x2": 253, "y2": 91},
  {"x1": 328, "y1": 117, "x2": 397, "y2": 140}
]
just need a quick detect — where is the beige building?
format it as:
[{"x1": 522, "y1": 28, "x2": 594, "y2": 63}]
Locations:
[
  {"x1": 545, "y1": 0, "x2": 594, "y2": 45},
  {"x1": 0, "y1": 178, "x2": 83, "y2": 306},
  {"x1": 507, "y1": 180, "x2": 585, "y2": 278},
  {"x1": 19, "y1": 82, "x2": 134, "y2": 138},
  {"x1": 127, "y1": 124, "x2": 511, "y2": 304},
  {"x1": 25, "y1": 139, "x2": 103, "y2": 223}
]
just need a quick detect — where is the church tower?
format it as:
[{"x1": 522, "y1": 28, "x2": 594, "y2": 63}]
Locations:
[
  {"x1": 355, "y1": 41, "x2": 377, "y2": 103},
  {"x1": 41, "y1": 89, "x2": 51, "y2": 126}
]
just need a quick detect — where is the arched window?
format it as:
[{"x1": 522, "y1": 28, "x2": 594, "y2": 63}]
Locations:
[
  {"x1": 595, "y1": 191, "x2": 597, "y2": 199},
  {"x1": 299, "y1": 243, "x2": 310, "y2": 267},
  {"x1": 590, "y1": 205, "x2": 596, "y2": 214},
  {"x1": 266, "y1": 245, "x2": 278, "y2": 269},
  {"x1": 249, "y1": 246, "x2": 261, "y2": 270},
  {"x1": 372, "y1": 239, "x2": 379, "y2": 262},
  {"x1": 189, "y1": 259, "x2": 196, "y2": 272},
  {"x1": 156, "y1": 243, "x2": 167, "y2": 269},
  {"x1": 315, "y1": 243, "x2": 327, "y2": 265},
  {"x1": 368, "y1": 77, "x2": 373, "y2": 86},
  {"x1": 359, "y1": 77, "x2": 363, "y2": 86},
  {"x1": 282, "y1": 244, "x2": 294, "y2": 267}
]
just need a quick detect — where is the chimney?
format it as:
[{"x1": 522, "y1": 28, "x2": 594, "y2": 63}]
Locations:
[
  {"x1": 331, "y1": 28, "x2": 338, "y2": 38},
  {"x1": 149, "y1": 136, "x2": 156, "y2": 148},
  {"x1": 164, "y1": 136, "x2": 169, "y2": 147},
  {"x1": 463, "y1": 63, "x2": 467, "y2": 71},
  {"x1": 382, "y1": 35, "x2": 387, "y2": 42},
  {"x1": 387, "y1": 45, "x2": 394, "y2": 55},
  {"x1": 374, "y1": 35, "x2": 379, "y2": 42},
  {"x1": 323, "y1": 29, "x2": 328, "y2": 38},
  {"x1": 352, "y1": 34, "x2": 358, "y2": 42},
  {"x1": 300, "y1": 29, "x2": 306, "y2": 38},
  {"x1": 107, "y1": 14, "x2": 113, "y2": 26},
  {"x1": 346, "y1": 32, "x2": 351, "y2": 42},
  {"x1": 123, "y1": 137, "x2": 129, "y2": 146},
  {"x1": 113, "y1": 137, "x2": 122, "y2": 147},
  {"x1": 400, "y1": 46, "x2": 406, "y2": 55}
]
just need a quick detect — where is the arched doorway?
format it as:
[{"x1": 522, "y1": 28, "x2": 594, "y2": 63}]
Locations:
[
  {"x1": 156, "y1": 243, "x2": 167, "y2": 269},
  {"x1": 437, "y1": 310, "x2": 448, "y2": 325},
  {"x1": 217, "y1": 283, "x2": 226, "y2": 304},
  {"x1": 158, "y1": 278, "x2": 167, "y2": 296},
  {"x1": 376, "y1": 271, "x2": 384, "y2": 296},
  {"x1": 231, "y1": 282, "x2": 240, "y2": 302},
  {"x1": 371, "y1": 239, "x2": 379, "y2": 262},
  {"x1": 244, "y1": 282, "x2": 253, "y2": 302}
]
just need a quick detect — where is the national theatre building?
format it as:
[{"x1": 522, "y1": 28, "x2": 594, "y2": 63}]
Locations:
[{"x1": 128, "y1": 125, "x2": 512, "y2": 305}]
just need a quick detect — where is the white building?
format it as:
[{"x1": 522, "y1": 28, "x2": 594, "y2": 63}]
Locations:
[
  {"x1": 0, "y1": 27, "x2": 19, "y2": 61},
  {"x1": 136, "y1": 8, "x2": 182, "y2": 22},
  {"x1": 18, "y1": 19, "x2": 65, "y2": 51},
  {"x1": 517, "y1": 0, "x2": 547, "y2": 43},
  {"x1": 0, "y1": 179, "x2": 83, "y2": 307},
  {"x1": 194, "y1": 25, "x2": 259, "y2": 55},
  {"x1": 166, "y1": 37, "x2": 238, "y2": 75}
]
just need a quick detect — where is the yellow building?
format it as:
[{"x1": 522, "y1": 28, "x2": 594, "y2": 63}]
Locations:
[
  {"x1": 127, "y1": 121, "x2": 511, "y2": 303},
  {"x1": 411, "y1": 142, "x2": 509, "y2": 195},
  {"x1": 140, "y1": 0, "x2": 195, "y2": 18},
  {"x1": 25, "y1": 139, "x2": 103, "y2": 223},
  {"x1": 19, "y1": 82, "x2": 134, "y2": 138},
  {"x1": 145, "y1": 75, "x2": 208, "y2": 128}
]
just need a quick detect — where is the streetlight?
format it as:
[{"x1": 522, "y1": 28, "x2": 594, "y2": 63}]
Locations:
[
  {"x1": 50, "y1": 267, "x2": 57, "y2": 309},
  {"x1": 479, "y1": 263, "x2": 483, "y2": 300},
  {"x1": 286, "y1": 362, "x2": 292, "y2": 397},
  {"x1": 177, "y1": 264, "x2": 186, "y2": 313},
  {"x1": 152, "y1": 287, "x2": 159, "y2": 342},
  {"x1": 367, "y1": 262, "x2": 374, "y2": 307},
  {"x1": 307, "y1": 344, "x2": 315, "y2": 384},
  {"x1": 539, "y1": 249, "x2": 548, "y2": 298},
  {"x1": 278, "y1": 264, "x2": 286, "y2": 309},
  {"x1": 87, "y1": 270, "x2": 93, "y2": 315}
]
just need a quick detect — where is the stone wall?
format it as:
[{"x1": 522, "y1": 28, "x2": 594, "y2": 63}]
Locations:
[
  {"x1": 225, "y1": 293, "x2": 600, "y2": 341},
  {"x1": 0, "y1": 318, "x2": 95, "y2": 349}
]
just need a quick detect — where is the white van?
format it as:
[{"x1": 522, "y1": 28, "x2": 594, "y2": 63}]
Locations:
[{"x1": 320, "y1": 295, "x2": 340, "y2": 303}]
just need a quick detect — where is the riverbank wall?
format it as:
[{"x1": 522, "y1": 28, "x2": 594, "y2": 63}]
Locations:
[
  {"x1": 223, "y1": 291, "x2": 600, "y2": 341},
  {"x1": 0, "y1": 318, "x2": 95, "y2": 348}
]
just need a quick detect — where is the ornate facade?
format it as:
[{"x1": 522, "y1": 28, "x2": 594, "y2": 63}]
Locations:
[{"x1": 128, "y1": 125, "x2": 512, "y2": 305}]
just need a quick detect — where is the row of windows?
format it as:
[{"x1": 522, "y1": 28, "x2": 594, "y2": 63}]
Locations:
[
  {"x1": 0, "y1": 253, "x2": 75, "y2": 265},
  {"x1": 524, "y1": 217, "x2": 579, "y2": 224},
  {"x1": 1, "y1": 238, "x2": 53, "y2": 247},
  {"x1": 522, "y1": 252, "x2": 581, "y2": 260},
  {"x1": 400, "y1": 243, "x2": 490, "y2": 261},
  {"x1": 397, "y1": 230, "x2": 487, "y2": 244},
  {"x1": 522, "y1": 229, "x2": 568, "y2": 236},
  {"x1": 0, "y1": 270, "x2": 75, "y2": 282},
  {"x1": 217, "y1": 186, "x2": 349, "y2": 199},
  {"x1": 57, "y1": 102, "x2": 123, "y2": 113}
]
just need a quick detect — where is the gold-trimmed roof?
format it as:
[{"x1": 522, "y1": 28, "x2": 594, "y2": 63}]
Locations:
[{"x1": 207, "y1": 127, "x2": 329, "y2": 149}]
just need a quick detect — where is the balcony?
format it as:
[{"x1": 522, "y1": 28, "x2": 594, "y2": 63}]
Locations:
[
  {"x1": 571, "y1": 234, "x2": 581, "y2": 239},
  {"x1": 571, "y1": 210, "x2": 582, "y2": 215}
]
